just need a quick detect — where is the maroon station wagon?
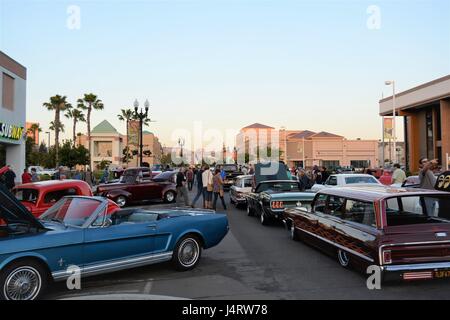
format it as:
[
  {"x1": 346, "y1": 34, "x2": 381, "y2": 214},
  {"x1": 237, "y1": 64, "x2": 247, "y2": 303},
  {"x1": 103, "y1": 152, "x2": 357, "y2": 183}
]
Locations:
[{"x1": 283, "y1": 186, "x2": 450, "y2": 282}]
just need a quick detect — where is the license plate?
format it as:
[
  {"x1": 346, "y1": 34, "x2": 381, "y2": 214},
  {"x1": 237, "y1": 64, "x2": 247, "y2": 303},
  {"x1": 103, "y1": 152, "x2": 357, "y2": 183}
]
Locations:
[{"x1": 434, "y1": 270, "x2": 450, "y2": 279}]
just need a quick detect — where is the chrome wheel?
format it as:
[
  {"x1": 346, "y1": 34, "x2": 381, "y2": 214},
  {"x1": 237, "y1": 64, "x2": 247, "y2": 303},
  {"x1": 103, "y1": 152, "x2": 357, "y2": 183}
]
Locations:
[
  {"x1": 177, "y1": 238, "x2": 200, "y2": 268},
  {"x1": 290, "y1": 224, "x2": 297, "y2": 240},
  {"x1": 4, "y1": 266, "x2": 42, "y2": 301},
  {"x1": 115, "y1": 196, "x2": 127, "y2": 207},
  {"x1": 165, "y1": 191, "x2": 175, "y2": 203},
  {"x1": 337, "y1": 249, "x2": 350, "y2": 267}
]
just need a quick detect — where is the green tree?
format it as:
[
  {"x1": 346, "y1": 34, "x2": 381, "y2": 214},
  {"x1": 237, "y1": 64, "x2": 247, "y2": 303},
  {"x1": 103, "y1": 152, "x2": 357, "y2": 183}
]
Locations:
[
  {"x1": 77, "y1": 93, "x2": 104, "y2": 167},
  {"x1": 65, "y1": 108, "x2": 86, "y2": 146},
  {"x1": 59, "y1": 141, "x2": 90, "y2": 169},
  {"x1": 118, "y1": 108, "x2": 135, "y2": 163},
  {"x1": 27, "y1": 123, "x2": 42, "y2": 146},
  {"x1": 43, "y1": 95, "x2": 71, "y2": 166}
]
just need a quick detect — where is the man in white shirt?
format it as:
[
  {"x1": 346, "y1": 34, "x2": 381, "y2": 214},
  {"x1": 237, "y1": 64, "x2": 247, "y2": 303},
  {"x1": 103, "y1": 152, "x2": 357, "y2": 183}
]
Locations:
[
  {"x1": 391, "y1": 163, "x2": 406, "y2": 185},
  {"x1": 202, "y1": 165, "x2": 213, "y2": 209}
]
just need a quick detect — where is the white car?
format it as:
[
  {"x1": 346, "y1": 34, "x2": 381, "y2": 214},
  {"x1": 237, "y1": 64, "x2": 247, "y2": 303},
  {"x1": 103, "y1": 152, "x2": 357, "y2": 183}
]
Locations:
[
  {"x1": 311, "y1": 173, "x2": 382, "y2": 192},
  {"x1": 230, "y1": 175, "x2": 253, "y2": 208},
  {"x1": 28, "y1": 166, "x2": 57, "y2": 176}
]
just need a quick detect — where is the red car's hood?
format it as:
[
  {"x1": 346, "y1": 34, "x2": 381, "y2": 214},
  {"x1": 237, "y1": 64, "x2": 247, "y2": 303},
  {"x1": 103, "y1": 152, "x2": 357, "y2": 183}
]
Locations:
[{"x1": 0, "y1": 183, "x2": 45, "y2": 230}]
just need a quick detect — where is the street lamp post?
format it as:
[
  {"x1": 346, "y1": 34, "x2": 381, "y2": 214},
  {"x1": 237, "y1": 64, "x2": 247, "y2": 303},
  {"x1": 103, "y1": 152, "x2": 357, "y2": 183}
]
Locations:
[
  {"x1": 134, "y1": 99, "x2": 150, "y2": 167},
  {"x1": 45, "y1": 131, "x2": 51, "y2": 152},
  {"x1": 178, "y1": 138, "x2": 185, "y2": 158},
  {"x1": 385, "y1": 80, "x2": 397, "y2": 164}
]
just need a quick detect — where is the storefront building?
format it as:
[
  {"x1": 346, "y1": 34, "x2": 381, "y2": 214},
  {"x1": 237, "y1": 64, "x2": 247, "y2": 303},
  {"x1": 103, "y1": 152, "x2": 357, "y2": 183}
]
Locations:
[
  {"x1": 0, "y1": 51, "x2": 27, "y2": 180},
  {"x1": 236, "y1": 123, "x2": 379, "y2": 169},
  {"x1": 379, "y1": 75, "x2": 450, "y2": 173}
]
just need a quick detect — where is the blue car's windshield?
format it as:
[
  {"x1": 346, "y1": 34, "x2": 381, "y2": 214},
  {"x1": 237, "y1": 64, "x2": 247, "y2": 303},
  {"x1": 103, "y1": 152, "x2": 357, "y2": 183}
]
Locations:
[{"x1": 40, "y1": 198, "x2": 102, "y2": 227}]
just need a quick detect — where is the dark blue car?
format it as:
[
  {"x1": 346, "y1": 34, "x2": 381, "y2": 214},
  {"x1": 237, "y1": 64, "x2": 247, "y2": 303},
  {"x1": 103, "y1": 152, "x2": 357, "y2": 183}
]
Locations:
[{"x1": 0, "y1": 184, "x2": 229, "y2": 300}]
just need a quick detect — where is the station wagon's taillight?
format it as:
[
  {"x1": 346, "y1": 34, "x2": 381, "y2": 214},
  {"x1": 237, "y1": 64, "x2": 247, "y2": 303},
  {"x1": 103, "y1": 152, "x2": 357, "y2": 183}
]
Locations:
[
  {"x1": 382, "y1": 250, "x2": 392, "y2": 264},
  {"x1": 271, "y1": 201, "x2": 284, "y2": 209}
]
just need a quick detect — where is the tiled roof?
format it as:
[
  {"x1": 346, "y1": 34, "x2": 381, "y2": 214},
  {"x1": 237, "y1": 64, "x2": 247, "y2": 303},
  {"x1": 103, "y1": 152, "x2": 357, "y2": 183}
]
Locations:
[
  {"x1": 310, "y1": 131, "x2": 343, "y2": 138},
  {"x1": 91, "y1": 120, "x2": 118, "y2": 134},
  {"x1": 242, "y1": 123, "x2": 275, "y2": 130},
  {"x1": 288, "y1": 130, "x2": 316, "y2": 139}
]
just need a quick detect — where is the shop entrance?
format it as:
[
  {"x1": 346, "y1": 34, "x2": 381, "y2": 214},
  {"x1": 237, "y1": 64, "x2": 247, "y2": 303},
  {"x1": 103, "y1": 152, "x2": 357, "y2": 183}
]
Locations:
[{"x1": 0, "y1": 144, "x2": 6, "y2": 167}]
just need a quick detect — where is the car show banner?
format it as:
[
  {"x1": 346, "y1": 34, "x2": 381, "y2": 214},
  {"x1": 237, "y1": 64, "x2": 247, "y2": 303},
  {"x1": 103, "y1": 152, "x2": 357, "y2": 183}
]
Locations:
[{"x1": 383, "y1": 117, "x2": 393, "y2": 140}]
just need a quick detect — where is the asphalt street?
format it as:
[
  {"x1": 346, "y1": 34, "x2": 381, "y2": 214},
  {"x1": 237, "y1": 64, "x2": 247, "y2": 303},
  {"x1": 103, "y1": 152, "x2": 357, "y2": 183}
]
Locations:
[{"x1": 45, "y1": 188, "x2": 450, "y2": 300}]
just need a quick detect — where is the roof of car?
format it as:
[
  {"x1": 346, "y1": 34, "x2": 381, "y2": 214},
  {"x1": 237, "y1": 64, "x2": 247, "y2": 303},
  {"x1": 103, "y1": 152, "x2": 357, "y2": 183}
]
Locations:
[
  {"x1": 331, "y1": 173, "x2": 375, "y2": 178},
  {"x1": 14, "y1": 179, "x2": 90, "y2": 190},
  {"x1": 318, "y1": 186, "x2": 448, "y2": 201}
]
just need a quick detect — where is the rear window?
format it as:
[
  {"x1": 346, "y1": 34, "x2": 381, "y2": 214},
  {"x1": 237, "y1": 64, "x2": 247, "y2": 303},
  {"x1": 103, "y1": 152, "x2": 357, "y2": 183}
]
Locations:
[
  {"x1": 385, "y1": 195, "x2": 450, "y2": 226},
  {"x1": 345, "y1": 176, "x2": 378, "y2": 184},
  {"x1": 222, "y1": 165, "x2": 238, "y2": 172}
]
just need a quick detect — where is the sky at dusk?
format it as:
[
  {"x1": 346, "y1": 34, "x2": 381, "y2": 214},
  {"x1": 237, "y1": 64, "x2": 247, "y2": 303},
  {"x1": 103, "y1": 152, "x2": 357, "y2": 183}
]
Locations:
[{"x1": 1, "y1": 0, "x2": 449, "y2": 148}]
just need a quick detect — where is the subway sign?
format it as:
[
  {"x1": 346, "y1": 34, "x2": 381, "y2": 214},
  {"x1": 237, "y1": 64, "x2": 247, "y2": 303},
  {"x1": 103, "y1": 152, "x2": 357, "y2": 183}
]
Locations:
[{"x1": 0, "y1": 121, "x2": 25, "y2": 141}]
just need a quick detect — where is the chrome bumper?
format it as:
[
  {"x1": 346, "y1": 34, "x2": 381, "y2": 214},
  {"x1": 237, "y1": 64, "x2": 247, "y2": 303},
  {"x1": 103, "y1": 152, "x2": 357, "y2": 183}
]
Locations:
[{"x1": 382, "y1": 261, "x2": 450, "y2": 272}]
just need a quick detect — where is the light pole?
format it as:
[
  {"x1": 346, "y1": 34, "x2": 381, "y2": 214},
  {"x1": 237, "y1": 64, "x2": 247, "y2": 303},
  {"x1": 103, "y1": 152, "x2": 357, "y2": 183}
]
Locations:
[
  {"x1": 385, "y1": 80, "x2": 397, "y2": 164},
  {"x1": 178, "y1": 137, "x2": 185, "y2": 159},
  {"x1": 133, "y1": 99, "x2": 150, "y2": 167},
  {"x1": 45, "y1": 131, "x2": 51, "y2": 151}
]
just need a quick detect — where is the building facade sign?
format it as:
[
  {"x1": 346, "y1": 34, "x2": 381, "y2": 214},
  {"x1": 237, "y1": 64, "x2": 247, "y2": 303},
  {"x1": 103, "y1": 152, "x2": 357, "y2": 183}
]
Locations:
[{"x1": 0, "y1": 121, "x2": 25, "y2": 143}]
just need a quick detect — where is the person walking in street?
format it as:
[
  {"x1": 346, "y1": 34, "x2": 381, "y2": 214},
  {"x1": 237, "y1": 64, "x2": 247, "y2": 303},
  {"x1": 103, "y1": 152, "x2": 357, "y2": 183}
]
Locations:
[
  {"x1": 84, "y1": 167, "x2": 94, "y2": 187},
  {"x1": 297, "y1": 169, "x2": 311, "y2": 191},
  {"x1": 212, "y1": 168, "x2": 227, "y2": 210},
  {"x1": 186, "y1": 167, "x2": 194, "y2": 191},
  {"x1": 202, "y1": 165, "x2": 213, "y2": 209},
  {"x1": 312, "y1": 165, "x2": 322, "y2": 184},
  {"x1": 191, "y1": 166, "x2": 204, "y2": 208},
  {"x1": 419, "y1": 157, "x2": 438, "y2": 190},
  {"x1": 3, "y1": 165, "x2": 16, "y2": 191},
  {"x1": 22, "y1": 168, "x2": 32, "y2": 184},
  {"x1": 176, "y1": 167, "x2": 190, "y2": 207},
  {"x1": 30, "y1": 167, "x2": 39, "y2": 182},
  {"x1": 73, "y1": 170, "x2": 82, "y2": 180},
  {"x1": 391, "y1": 163, "x2": 406, "y2": 185},
  {"x1": 100, "y1": 167, "x2": 109, "y2": 184},
  {"x1": 53, "y1": 166, "x2": 66, "y2": 180},
  {"x1": 320, "y1": 166, "x2": 330, "y2": 183},
  {"x1": 248, "y1": 164, "x2": 255, "y2": 175}
]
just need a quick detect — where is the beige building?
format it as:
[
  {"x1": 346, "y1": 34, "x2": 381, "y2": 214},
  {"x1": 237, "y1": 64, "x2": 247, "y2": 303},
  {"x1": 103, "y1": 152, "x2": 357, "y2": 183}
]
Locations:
[
  {"x1": 77, "y1": 120, "x2": 162, "y2": 169},
  {"x1": 236, "y1": 123, "x2": 379, "y2": 169}
]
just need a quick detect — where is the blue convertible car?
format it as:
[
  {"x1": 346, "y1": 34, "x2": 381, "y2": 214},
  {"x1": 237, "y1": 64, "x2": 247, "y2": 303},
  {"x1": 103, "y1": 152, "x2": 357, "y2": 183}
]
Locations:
[{"x1": 0, "y1": 184, "x2": 229, "y2": 300}]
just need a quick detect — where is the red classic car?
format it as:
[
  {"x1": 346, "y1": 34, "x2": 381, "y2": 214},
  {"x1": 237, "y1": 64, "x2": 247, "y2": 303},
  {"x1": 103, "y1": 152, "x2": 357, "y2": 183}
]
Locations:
[
  {"x1": 95, "y1": 170, "x2": 177, "y2": 207},
  {"x1": 283, "y1": 186, "x2": 450, "y2": 282},
  {"x1": 12, "y1": 180, "x2": 93, "y2": 217}
]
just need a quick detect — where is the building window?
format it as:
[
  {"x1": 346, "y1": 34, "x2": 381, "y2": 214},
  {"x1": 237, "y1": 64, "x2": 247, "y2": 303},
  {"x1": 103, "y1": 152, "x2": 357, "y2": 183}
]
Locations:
[
  {"x1": 94, "y1": 141, "x2": 113, "y2": 157},
  {"x1": 426, "y1": 109, "x2": 434, "y2": 160},
  {"x1": 321, "y1": 160, "x2": 339, "y2": 169},
  {"x1": 350, "y1": 160, "x2": 370, "y2": 168},
  {"x1": 2, "y1": 73, "x2": 15, "y2": 110}
]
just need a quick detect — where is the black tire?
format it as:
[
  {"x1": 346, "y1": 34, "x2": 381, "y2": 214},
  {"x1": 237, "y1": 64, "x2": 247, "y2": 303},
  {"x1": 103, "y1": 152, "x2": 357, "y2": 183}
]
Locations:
[
  {"x1": 0, "y1": 259, "x2": 49, "y2": 300},
  {"x1": 115, "y1": 195, "x2": 128, "y2": 208},
  {"x1": 337, "y1": 249, "x2": 351, "y2": 268},
  {"x1": 164, "y1": 191, "x2": 176, "y2": 203},
  {"x1": 172, "y1": 235, "x2": 202, "y2": 271},
  {"x1": 247, "y1": 204, "x2": 254, "y2": 216}
]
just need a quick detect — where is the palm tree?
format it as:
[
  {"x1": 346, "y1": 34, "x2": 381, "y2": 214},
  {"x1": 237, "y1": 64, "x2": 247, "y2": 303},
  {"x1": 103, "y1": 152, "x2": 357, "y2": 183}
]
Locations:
[
  {"x1": 65, "y1": 108, "x2": 86, "y2": 146},
  {"x1": 77, "y1": 93, "x2": 104, "y2": 168},
  {"x1": 43, "y1": 95, "x2": 71, "y2": 166},
  {"x1": 27, "y1": 123, "x2": 42, "y2": 145},
  {"x1": 118, "y1": 108, "x2": 134, "y2": 142}
]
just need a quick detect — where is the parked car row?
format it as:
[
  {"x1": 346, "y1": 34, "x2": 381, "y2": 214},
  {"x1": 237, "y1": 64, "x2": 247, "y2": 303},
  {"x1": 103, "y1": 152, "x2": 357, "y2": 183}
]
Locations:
[
  {"x1": 0, "y1": 165, "x2": 229, "y2": 300},
  {"x1": 232, "y1": 165, "x2": 450, "y2": 284}
]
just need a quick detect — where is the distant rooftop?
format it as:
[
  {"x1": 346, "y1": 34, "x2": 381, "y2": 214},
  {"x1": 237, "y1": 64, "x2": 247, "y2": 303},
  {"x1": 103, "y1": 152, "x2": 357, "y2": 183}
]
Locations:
[
  {"x1": 91, "y1": 120, "x2": 118, "y2": 134},
  {"x1": 242, "y1": 123, "x2": 275, "y2": 130},
  {"x1": 288, "y1": 130, "x2": 316, "y2": 139},
  {"x1": 310, "y1": 131, "x2": 343, "y2": 138}
]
